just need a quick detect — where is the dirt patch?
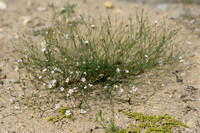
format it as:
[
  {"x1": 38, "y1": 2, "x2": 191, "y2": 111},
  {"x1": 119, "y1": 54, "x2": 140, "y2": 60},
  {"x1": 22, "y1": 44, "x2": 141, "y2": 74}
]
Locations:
[{"x1": 0, "y1": 0, "x2": 200, "y2": 132}]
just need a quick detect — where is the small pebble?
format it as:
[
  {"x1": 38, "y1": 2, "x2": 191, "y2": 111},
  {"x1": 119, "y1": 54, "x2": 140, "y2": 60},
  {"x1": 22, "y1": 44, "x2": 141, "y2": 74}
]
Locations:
[
  {"x1": 0, "y1": 1, "x2": 7, "y2": 10},
  {"x1": 37, "y1": 6, "x2": 47, "y2": 12},
  {"x1": 20, "y1": 16, "x2": 33, "y2": 25},
  {"x1": 95, "y1": 126, "x2": 99, "y2": 129}
]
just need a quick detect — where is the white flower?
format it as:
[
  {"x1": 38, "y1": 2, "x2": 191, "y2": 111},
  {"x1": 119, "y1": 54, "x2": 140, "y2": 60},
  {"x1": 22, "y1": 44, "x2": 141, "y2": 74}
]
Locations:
[
  {"x1": 73, "y1": 87, "x2": 76, "y2": 90},
  {"x1": 125, "y1": 69, "x2": 129, "y2": 73},
  {"x1": 189, "y1": 19, "x2": 195, "y2": 24},
  {"x1": 65, "y1": 110, "x2": 71, "y2": 116},
  {"x1": 131, "y1": 85, "x2": 138, "y2": 92},
  {"x1": 17, "y1": 59, "x2": 22, "y2": 63},
  {"x1": 84, "y1": 40, "x2": 89, "y2": 44},
  {"x1": 68, "y1": 70, "x2": 73, "y2": 74},
  {"x1": 96, "y1": 65, "x2": 100, "y2": 70},
  {"x1": 43, "y1": 83, "x2": 46, "y2": 86},
  {"x1": 154, "y1": 20, "x2": 158, "y2": 24},
  {"x1": 81, "y1": 78, "x2": 86, "y2": 83},
  {"x1": 15, "y1": 66, "x2": 19, "y2": 71},
  {"x1": 42, "y1": 68, "x2": 47, "y2": 73},
  {"x1": 88, "y1": 84, "x2": 93, "y2": 87},
  {"x1": 104, "y1": 86, "x2": 108, "y2": 89},
  {"x1": 65, "y1": 34, "x2": 69, "y2": 39},
  {"x1": 61, "y1": 7, "x2": 65, "y2": 10},
  {"x1": 187, "y1": 41, "x2": 191, "y2": 45},
  {"x1": 54, "y1": 68, "x2": 60, "y2": 71},
  {"x1": 114, "y1": 85, "x2": 118, "y2": 88},
  {"x1": 66, "y1": 94, "x2": 70, "y2": 97},
  {"x1": 65, "y1": 78, "x2": 69, "y2": 83},
  {"x1": 55, "y1": 104, "x2": 60, "y2": 109},
  {"x1": 80, "y1": 109, "x2": 86, "y2": 114},
  {"x1": 51, "y1": 71, "x2": 54, "y2": 74},
  {"x1": 82, "y1": 61, "x2": 86, "y2": 64},
  {"x1": 49, "y1": 79, "x2": 57, "y2": 88},
  {"x1": 159, "y1": 60, "x2": 163, "y2": 66},
  {"x1": 41, "y1": 48, "x2": 46, "y2": 52},
  {"x1": 133, "y1": 38, "x2": 138, "y2": 42},
  {"x1": 194, "y1": 28, "x2": 199, "y2": 31},
  {"x1": 38, "y1": 76, "x2": 42, "y2": 79},
  {"x1": 48, "y1": 84, "x2": 52, "y2": 88},
  {"x1": 83, "y1": 72, "x2": 87, "y2": 75},
  {"x1": 111, "y1": 90, "x2": 115, "y2": 95},
  {"x1": 132, "y1": 85, "x2": 135, "y2": 89},
  {"x1": 90, "y1": 24, "x2": 95, "y2": 28},
  {"x1": 99, "y1": 74, "x2": 104, "y2": 77},
  {"x1": 116, "y1": 68, "x2": 120, "y2": 73},
  {"x1": 91, "y1": 106, "x2": 94, "y2": 110},
  {"x1": 179, "y1": 56, "x2": 183, "y2": 63},
  {"x1": 60, "y1": 87, "x2": 65, "y2": 91},
  {"x1": 84, "y1": 85, "x2": 87, "y2": 89},
  {"x1": 144, "y1": 55, "x2": 148, "y2": 58},
  {"x1": 119, "y1": 88, "x2": 124, "y2": 93},
  {"x1": 68, "y1": 89, "x2": 73, "y2": 94},
  {"x1": 76, "y1": 62, "x2": 79, "y2": 66},
  {"x1": 161, "y1": 83, "x2": 165, "y2": 87},
  {"x1": 51, "y1": 79, "x2": 57, "y2": 84}
]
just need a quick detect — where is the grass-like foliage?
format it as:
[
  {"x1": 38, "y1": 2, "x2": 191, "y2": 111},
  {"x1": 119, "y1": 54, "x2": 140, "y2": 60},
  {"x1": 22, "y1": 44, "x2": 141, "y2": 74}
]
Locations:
[
  {"x1": 96, "y1": 110, "x2": 117, "y2": 133},
  {"x1": 96, "y1": 110, "x2": 188, "y2": 133},
  {"x1": 120, "y1": 111, "x2": 188, "y2": 133},
  {"x1": 15, "y1": 5, "x2": 181, "y2": 109}
]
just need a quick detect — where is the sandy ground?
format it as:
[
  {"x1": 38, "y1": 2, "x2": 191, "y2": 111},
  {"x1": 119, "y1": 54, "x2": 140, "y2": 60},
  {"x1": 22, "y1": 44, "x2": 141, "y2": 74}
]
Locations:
[{"x1": 0, "y1": 0, "x2": 200, "y2": 132}]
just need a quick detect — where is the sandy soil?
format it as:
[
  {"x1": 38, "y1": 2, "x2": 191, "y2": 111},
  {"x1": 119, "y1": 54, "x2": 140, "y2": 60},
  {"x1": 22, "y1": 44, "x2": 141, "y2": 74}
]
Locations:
[{"x1": 0, "y1": 0, "x2": 200, "y2": 132}]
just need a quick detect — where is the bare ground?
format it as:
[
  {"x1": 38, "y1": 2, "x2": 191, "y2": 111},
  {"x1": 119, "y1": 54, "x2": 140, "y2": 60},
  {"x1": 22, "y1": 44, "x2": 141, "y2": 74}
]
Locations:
[{"x1": 0, "y1": 0, "x2": 200, "y2": 132}]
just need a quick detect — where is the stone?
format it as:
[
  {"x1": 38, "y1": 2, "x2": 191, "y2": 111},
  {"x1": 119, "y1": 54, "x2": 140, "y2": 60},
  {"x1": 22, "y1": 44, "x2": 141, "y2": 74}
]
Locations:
[
  {"x1": 173, "y1": 90, "x2": 187, "y2": 100},
  {"x1": 14, "y1": 105, "x2": 20, "y2": 110},
  {"x1": 21, "y1": 16, "x2": 33, "y2": 25},
  {"x1": 0, "y1": 1, "x2": 7, "y2": 10},
  {"x1": 37, "y1": 6, "x2": 47, "y2": 12},
  {"x1": 0, "y1": 74, "x2": 6, "y2": 79}
]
